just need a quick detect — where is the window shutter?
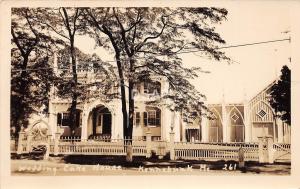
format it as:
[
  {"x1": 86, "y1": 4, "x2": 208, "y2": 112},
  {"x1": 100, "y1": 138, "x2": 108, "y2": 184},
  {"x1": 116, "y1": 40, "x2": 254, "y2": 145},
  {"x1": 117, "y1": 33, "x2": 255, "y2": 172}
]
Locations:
[
  {"x1": 57, "y1": 113, "x2": 62, "y2": 125},
  {"x1": 156, "y1": 109, "x2": 161, "y2": 126},
  {"x1": 143, "y1": 112, "x2": 148, "y2": 126},
  {"x1": 136, "y1": 112, "x2": 140, "y2": 126}
]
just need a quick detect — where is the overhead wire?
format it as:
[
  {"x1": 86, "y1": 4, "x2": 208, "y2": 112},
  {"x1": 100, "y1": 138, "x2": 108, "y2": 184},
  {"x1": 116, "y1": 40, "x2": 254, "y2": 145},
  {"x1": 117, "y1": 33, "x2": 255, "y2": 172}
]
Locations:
[{"x1": 11, "y1": 37, "x2": 291, "y2": 73}]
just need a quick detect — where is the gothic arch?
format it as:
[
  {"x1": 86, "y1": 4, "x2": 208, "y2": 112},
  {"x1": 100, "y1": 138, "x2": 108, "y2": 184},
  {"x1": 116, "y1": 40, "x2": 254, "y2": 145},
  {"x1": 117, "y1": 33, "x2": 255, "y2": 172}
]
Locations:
[
  {"x1": 27, "y1": 119, "x2": 51, "y2": 135},
  {"x1": 209, "y1": 107, "x2": 223, "y2": 123},
  {"x1": 228, "y1": 106, "x2": 245, "y2": 125},
  {"x1": 250, "y1": 100, "x2": 276, "y2": 116},
  {"x1": 250, "y1": 100, "x2": 275, "y2": 122},
  {"x1": 86, "y1": 99, "x2": 115, "y2": 115}
]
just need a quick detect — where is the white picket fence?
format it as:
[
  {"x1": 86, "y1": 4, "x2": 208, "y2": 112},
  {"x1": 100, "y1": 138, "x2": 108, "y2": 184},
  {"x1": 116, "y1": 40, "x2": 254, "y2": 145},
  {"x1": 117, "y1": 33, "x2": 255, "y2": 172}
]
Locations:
[
  {"x1": 174, "y1": 142, "x2": 258, "y2": 161},
  {"x1": 11, "y1": 134, "x2": 290, "y2": 163},
  {"x1": 56, "y1": 138, "x2": 148, "y2": 156},
  {"x1": 273, "y1": 143, "x2": 291, "y2": 162},
  {"x1": 173, "y1": 142, "x2": 290, "y2": 162}
]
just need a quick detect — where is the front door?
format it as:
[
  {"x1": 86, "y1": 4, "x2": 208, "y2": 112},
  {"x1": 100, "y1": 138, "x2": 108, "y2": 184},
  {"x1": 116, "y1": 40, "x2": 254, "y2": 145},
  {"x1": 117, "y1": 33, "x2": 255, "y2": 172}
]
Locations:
[{"x1": 102, "y1": 113, "x2": 111, "y2": 134}]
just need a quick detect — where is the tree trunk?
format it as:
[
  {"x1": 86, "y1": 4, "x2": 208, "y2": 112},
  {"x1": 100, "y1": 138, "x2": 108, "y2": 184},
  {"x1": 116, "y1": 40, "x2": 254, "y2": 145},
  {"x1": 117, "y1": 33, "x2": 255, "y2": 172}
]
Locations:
[
  {"x1": 69, "y1": 38, "x2": 78, "y2": 136},
  {"x1": 128, "y1": 58, "x2": 135, "y2": 139},
  {"x1": 97, "y1": 23, "x2": 131, "y2": 161},
  {"x1": 13, "y1": 55, "x2": 29, "y2": 138},
  {"x1": 125, "y1": 58, "x2": 135, "y2": 162},
  {"x1": 114, "y1": 52, "x2": 128, "y2": 140}
]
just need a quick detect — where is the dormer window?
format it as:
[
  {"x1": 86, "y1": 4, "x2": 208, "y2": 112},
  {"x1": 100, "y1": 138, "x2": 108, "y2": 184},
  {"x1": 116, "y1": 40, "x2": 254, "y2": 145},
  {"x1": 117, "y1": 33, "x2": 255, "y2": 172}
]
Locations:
[{"x1": 143, "y1": 81, "x2": 161, "y2": 95}]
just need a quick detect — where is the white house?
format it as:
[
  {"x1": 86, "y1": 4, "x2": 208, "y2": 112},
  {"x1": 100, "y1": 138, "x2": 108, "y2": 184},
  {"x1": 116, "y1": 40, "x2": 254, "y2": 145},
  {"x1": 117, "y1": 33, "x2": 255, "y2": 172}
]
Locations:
[
  {"x1": 26, "y1": 54, "x2": 291, "y2": 144},
  {"x1": 184, "y1": 81, "x2": 291, "y2": 144}
]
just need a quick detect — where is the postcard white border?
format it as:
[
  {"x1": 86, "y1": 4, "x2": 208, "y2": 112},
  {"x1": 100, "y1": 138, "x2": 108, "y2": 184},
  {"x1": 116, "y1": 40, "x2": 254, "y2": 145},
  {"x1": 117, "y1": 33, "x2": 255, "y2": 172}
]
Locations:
[{"x1": 1, "y1": 1, "x2": 300, "y2": 189}]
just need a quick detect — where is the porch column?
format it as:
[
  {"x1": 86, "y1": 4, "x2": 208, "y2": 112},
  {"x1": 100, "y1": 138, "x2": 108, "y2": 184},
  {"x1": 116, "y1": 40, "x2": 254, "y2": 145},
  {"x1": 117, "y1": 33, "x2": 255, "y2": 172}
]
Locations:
[
  {"x1": 244, "y1": 102, "x2": 252, "y2": 142},
  {"x1": 222, "y1": 103, "x2": 229, "y2": 142},
  {"x1": 81, "y1": 110, "x2": 89, "y2": 140},
  {"x1": 277, "y1": 119, "x2": 284, "y2": 143},
  {"x1": 181, "y1": 122, "x2": 187, "y2": 142},
  {"x1": 48, "y1": 100, "x2": 57, "y2": 136},
  {"x1": 169, "y1": 131, "x2": 175, "y2": 160},
  {"x1": 201, "y1": 117, "x2": 209, "y2": 142}
]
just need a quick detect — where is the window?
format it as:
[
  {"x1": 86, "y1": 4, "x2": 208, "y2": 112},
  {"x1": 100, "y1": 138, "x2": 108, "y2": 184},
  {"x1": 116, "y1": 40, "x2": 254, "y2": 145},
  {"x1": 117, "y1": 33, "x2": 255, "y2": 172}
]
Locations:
[
  {"x1": 97, "y1": 114, "x2": 102, "y2": 126},
  {"x1": 144, "y1": 82, "x2": 149, "y2": 94},
  {"x1": 133, "y1": 84, "x2": 142, "y2": 96},
  {"x1": 62, "y1": 113, "x2": 70, "y2": 126},
  {"x1": 143, "y1": 112, "x2": 148, "y2": 126},
  {"x1": 257, "y1": 109, "x2": 267, "y2": 119},
  {"x1": 143, "y1": 81, "x2": 161, "y2": 95},
  {"x1": 57, "y1": 111, "x2": 82, "y2": 127},
  {"x1": 231, "y1": 112, "x2": 239, "y2": 123},
  {"x1": 148, "y1": 110, "x2": 156, "y2": 125},
  {"x1": 57, "y1": 113, "x2": 62, "y2": 126},
  {"x1": 135, "y1": 112, "x2": 141, "y2": 126},
  {"x1": 143, "y1": 108, "x2": 161, "y2": 127}
]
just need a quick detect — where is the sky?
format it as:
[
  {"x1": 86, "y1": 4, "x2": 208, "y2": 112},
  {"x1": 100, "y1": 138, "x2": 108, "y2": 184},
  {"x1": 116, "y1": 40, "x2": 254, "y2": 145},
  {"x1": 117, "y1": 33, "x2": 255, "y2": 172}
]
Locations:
[{"x1": 75, "y1": 4, "x2": 292, "y2": 104}]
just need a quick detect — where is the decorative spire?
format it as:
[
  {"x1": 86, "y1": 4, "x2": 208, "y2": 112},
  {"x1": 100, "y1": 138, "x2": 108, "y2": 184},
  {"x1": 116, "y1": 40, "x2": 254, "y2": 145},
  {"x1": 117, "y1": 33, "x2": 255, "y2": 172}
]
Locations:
[
  {"x1": 222, "y1": 87, "x2": 225, "y2": 104},
  {"x1": 243, "y1": 85, "x2": 248, "y2": 105}
]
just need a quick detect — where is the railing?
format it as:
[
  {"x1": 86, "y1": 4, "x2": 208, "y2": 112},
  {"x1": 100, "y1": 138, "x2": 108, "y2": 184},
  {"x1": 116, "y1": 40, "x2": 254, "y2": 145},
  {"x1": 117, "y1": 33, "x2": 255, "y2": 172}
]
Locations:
[
  {"x1": 273, "y1": 143, "x2": 290, "y2": 151},
  {"x1": 10, "y1": 139, "x2": 17, "y2": 153},
  {"x1": 174, "y1": 142, "x2": 240, "y2": 161},
  {"x1": 60, "y1": 136, "x2": 82, "y2": 143},
  {"x1": 12, "y1": 132, "x2": 290, "y2": 163},
  {"x1": 131, "y1": 141, "x2": 147, "y2": 156},
  {"x1": 151, "y1": 140, "x2": 168, "y2": 156},
  {"x1": 173, "y1": 142, "x2": 260, "y2": 161},
  {"x1": 273, "y1": 143, "x2": 291, "y2": 162},
  {"x1": 243, "y1": 147, "x2": 259, "y2": 161},
  {"x1": 58, "y1": 143, "x2": 126, "y2": 155},
  {"x1": 197, "y1": 142, "x2": 258, "y2": 148},
  {"x1": 57, "y1": 140, "x2": 147, "y2": 156}
]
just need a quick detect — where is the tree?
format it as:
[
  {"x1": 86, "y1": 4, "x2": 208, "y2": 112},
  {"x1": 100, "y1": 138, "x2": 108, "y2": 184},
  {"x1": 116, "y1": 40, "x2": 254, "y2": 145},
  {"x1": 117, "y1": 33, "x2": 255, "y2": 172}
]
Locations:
[
  {"x1": 34, "y1": 8, "x2": 86, "y2": 135},
  {"x1": 269, "y1": 65, "x2": 291, "y2": 125},
  {"x1": 55, "y1": 47, "x2": 117, "y2": 105},
  {"x1": 11, "y1": 8, "x2": 61, "y2": 138},
  {"x1": 84, "y1": 8, "x2": 229, "y2": 145}
]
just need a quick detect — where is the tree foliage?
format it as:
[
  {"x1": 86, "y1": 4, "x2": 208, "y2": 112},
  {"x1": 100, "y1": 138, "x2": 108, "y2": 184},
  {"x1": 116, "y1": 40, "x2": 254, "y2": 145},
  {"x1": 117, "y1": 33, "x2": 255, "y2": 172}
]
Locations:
[
  {"x1": 11, "y1": 8, "x2": 61, "y2": 137},
  {"x1": 269, "y1": 65, "x2": 291, "y2": 125},
  {"x1": 84, "y1": 7, "x2": 229, "y2": 140},
  {"x1": 55, "y1": 47, "x2": 117, "y2": 102},
  {"x1": 33, "y1": 8, "x2": 85, "y2": 134},
  {"x1": 11, "y1": 7, "x2": 230, "y2": 143}
]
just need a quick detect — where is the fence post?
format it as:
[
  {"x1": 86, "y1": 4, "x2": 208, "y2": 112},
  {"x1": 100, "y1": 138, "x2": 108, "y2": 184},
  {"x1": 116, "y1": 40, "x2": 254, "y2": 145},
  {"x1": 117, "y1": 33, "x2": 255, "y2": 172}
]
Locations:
[
  {"x1": 26, "y1": 133, "x2": 32, "y2": 154},
  {"x1": 54, "y1": 132, "x2": 61, "y2": 156},
  {"x1": 238, "y1": 147, "x2": 245, "y2": 168},
  {"x1": 44, "y1": 134, "x2": 51, "y2": 160},
  {"x1": 258, "y1": 136, "x2": 266, "y2": 163},
  {"x1": 267, "y1": 136, "x2": 274, "y2": 164},
  {"x1": 258, "y1": 136, "x2": 274, "y2": 164},
  {"x1": 146, "y1": 131, "x2": 152, "y2": 158},
  {"x1": 17, "y1": 131, "x2": 25, "y2": 155},
  {"x1": 169, "y1": 131, "x2": 175, "y2": 160}
]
